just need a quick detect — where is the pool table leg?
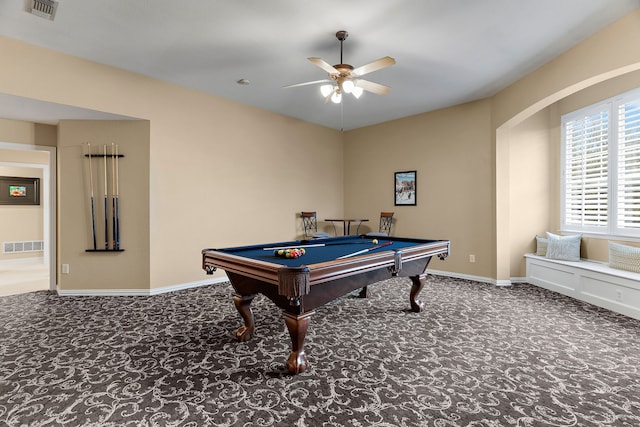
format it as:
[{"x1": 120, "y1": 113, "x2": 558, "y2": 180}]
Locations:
[
  {"x1": 409, "y1": 273, "x2": 427, "y2": 312},
  {"x1": 233, "y1": 293, "x2": 256, "y2": 341},
  {"x1": 283, "y1": 311, "x2": 314, "y2": 374}
]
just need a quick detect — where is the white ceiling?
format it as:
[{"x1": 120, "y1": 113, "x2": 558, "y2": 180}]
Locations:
[{"x1": 0, "y1": 0, "x2": 638, "y2": 130}]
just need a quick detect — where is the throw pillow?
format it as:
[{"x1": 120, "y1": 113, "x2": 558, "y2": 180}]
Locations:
[
  {"x1": 545, "y1": 232, "x2": 581, "y2": 261},
  {"x1": 609, "y1": 241, "x2": 640, "y2": 273},
  {"x1": 535, "y1": 235, "x2": 548, "y2": 256}
]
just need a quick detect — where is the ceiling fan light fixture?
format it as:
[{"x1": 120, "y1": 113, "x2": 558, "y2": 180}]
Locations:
[
  {"x1": 341, "y1": 79, "x2": 355, "y2": 94},
  {"x1": 320, "y1": 84, "x2": 334, "y2": 97},
  {"x1": 286, "y1": 31, "x2": 394, "y2": 106}
]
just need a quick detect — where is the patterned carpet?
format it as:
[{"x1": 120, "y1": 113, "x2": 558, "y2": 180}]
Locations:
[{"x1": 1, "y1": 276, "x2": 640, "y2": 427}]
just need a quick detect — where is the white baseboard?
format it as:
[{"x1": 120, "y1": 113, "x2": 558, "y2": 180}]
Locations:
[
  {"x1": 56, "y1": 276, "x2": 229, "y2": 297},
  {"x1": 427, "y1": 269, "x2": 513, "y2": 286}
]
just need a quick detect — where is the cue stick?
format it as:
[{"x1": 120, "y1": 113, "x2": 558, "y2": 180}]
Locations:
[
  {"x1": 336, "y1": 241, "x2": 393, "y2": 259},
  {"x1": 87, "y1": 143, "x2": 97, "y2": 250},
  {"x1": 263, "y1": 241, "x2": 375, "y2": 251},
  {"x1": 103, "y1": 144, "x2": 109, "y2": 249},
  {"x1": 111, "y1": 143, "x2": 116, "y2": 249},
  {"x1": 263, "y1": 243, "x2": 326, "y2": 251},
  {"x1": 114, "y1": 143, "x2": 120, "y2": 250}
]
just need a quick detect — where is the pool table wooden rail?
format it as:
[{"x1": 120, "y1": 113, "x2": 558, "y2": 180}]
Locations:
[{"x1": 202, "y1": 239, "x2": 450, "y2": 299}]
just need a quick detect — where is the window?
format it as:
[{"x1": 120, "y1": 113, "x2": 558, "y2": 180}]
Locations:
[{"x1": 561, "y1": 87, "x2": 640, "y2": 238}]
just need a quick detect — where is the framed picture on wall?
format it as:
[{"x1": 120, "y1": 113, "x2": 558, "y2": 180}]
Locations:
[
  {"x1": 0, "y1": 176, "x2": 40, "y2": 205},
  {"x1": 394, "y1": 171, "x2": 416, "y2": 206}
]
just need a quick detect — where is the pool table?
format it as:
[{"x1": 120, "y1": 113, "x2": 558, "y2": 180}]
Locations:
[{"x1": 202, "y1": 235, "x2": 449, "y2": 374}]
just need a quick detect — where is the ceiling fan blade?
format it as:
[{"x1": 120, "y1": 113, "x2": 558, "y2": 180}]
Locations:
[
  {"x1": 308, "y1": 57, "x2": 338, "y2": 75},
  {"x1": 283, "y1": 79, "x2": 332, "y2": 89},
  {"x1": 351, "y1": 56, "x2": 396, "y2": 77},
  {"x1": 356, "y1": 79, "x2": 391, "y2": 95}
]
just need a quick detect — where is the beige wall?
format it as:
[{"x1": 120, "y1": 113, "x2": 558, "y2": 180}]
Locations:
[
  {"x1": 0, "y1": 119, "x2": 56, "y2": 147},
  {"x1": 0, "y1": 35, "x2": 344, "y2": 291},
  {"x1": 57, "y1": 120, "x2": 150, "y2": 290},
  {"x1": 0, "y1": 119, "x2": 39, "y2": 145},
  {"x1": 507, "y1": 108, "x2": 554, "y2": 277},
  {"x1": 0, "y1": 147, "x2": 50, "y2": 164},
  {"x1": 345, "y1": 100, "x2": 494, "y2": 278},
  {"x1": 0, "y1": 166, "x2": 44, "y2": 261},
  {"x1": 149, "y1": 103, "x2": 342, "y2": 288}
]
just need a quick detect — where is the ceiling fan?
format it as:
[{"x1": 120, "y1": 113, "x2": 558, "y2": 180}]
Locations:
[{"x1": 284, "y1": 30, "x2": 396, "y2": 104}]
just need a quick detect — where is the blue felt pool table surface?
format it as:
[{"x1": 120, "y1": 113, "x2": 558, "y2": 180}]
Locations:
[{"x1": 214, "y1": 235, "x2": 441, "y2": 267}]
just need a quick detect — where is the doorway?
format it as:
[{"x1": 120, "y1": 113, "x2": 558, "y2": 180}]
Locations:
[{"x1": 0, "y1": 142, "x2": 56, "y2": 295}]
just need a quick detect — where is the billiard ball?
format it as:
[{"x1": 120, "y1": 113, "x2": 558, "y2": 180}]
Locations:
[
  {"x1": 372, "y1": 239, "x2": 379, "y2": 244},
  {"x1": 274, "y1": 247, "x2": 305, "y2": 258}
]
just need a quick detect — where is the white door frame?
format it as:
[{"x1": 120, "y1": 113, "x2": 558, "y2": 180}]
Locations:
[{"x1": 0, "y1": 142, "x2": 57, "y2": 291}]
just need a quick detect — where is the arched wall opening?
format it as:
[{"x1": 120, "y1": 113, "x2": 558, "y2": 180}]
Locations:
[{"x1": 495, "y1": 63, "x2": 640, "y2": 282}]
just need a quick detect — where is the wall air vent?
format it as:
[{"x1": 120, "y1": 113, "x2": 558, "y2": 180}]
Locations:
[
  {"x1": 3, "y1": 241, "x2": 44, "y2": 254},
  {"x1": 29, "y1": 0, "x2": 58, "y2": 21}
]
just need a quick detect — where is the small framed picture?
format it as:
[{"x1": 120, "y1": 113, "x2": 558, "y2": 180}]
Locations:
[
  {"x1": 0, "y1": 176, "x2": 40, "y2": 205},
  {"x1": 395, "y1": 171, "x2": 416, "y2": 206}
]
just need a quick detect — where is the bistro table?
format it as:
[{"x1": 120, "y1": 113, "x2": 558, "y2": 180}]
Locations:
[{"x1": 325, "y1": 218, "x2": 369, "y2": 235}]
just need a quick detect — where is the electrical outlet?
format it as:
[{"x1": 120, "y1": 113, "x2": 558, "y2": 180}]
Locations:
[
  {"x1": 469, "y1": 254, "x2": 476, "y2": 263},
  {"x1": 62, "y1": 264, "x2": 69, "y2": 274}
]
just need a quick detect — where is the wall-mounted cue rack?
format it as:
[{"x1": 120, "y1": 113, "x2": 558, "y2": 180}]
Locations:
[{"x1": 84, "y1": 143, "x2": 125, "y2": 252}]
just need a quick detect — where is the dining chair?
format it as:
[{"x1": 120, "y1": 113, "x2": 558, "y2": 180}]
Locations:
[
  {"x1": 366, "y1": 211, "x2": 394, "y2": 237},
  {"x1": 301, "y1": 211, "x2": 330, "y2": 239}
]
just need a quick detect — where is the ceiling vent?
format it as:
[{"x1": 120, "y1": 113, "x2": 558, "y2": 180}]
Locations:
[{"x1": 29, "y1": 0, "x2": 58, "y2": 20}]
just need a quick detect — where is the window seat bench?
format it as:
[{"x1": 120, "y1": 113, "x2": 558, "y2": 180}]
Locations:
[{"x1": 525, "y1": 254, "x2": 640, "y2": 320}]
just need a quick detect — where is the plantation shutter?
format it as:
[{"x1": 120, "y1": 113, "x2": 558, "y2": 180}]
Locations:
[
  {"x1": 616, "y1": 99, "x2": 640, "y2": 231},
  {"x1": 563, "y1": 108, "x2": 609, "y2": 231}
]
